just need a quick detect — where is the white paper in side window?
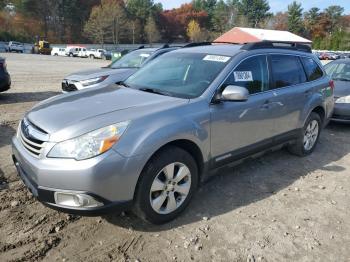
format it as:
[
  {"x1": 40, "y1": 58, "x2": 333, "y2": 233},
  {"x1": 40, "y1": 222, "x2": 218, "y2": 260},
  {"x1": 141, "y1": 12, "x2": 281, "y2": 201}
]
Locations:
[
  {"x1": 203, "y1": 55, "x2": 230, "y2": 63},
  {"x1": 233, "y1": 71, "x2": 253, "y2": 82}
]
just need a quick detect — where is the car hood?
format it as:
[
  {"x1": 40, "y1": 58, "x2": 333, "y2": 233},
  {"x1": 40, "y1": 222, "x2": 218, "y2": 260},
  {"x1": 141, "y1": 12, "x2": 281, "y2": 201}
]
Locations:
[
  {"x1": 26, "y1": 85, "x2": 188, "y2": 142},
  {"x1": 65, "y1": 67, "x2": 137, "y2": 82},
  {"x1": 333, "y1": 80, "x2": 350, "y2": 97}
]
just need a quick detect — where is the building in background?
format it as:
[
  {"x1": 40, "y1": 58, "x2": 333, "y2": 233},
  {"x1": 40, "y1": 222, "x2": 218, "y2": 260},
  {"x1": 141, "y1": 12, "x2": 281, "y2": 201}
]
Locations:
[{"x1": 215, "y1": 27, "x2": 312, "y2": 45}]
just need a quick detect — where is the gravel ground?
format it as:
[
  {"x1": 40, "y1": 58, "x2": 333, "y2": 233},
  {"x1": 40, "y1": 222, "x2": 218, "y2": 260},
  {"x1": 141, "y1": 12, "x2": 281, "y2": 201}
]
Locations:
[{"x1": 0, "y1": 53, "x2": 349, "y2": 262}]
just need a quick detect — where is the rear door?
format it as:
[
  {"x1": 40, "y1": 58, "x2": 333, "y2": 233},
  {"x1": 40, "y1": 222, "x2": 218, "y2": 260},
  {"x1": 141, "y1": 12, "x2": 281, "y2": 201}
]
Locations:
[{"x1": 268, "y1": 54, "x2": 309, "y2": 136}]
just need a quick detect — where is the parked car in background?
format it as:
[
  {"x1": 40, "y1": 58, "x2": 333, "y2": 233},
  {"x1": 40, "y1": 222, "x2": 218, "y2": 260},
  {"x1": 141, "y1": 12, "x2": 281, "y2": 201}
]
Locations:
[
  {"x1": 13, "y1": 42, "x2": 334, "y2": 224},
  {"x1": 0, "y1": 42, "x2": 7, "y2": 52},
  {"x1": 65, "y1": 46, "x2": 88, "y2": 58},
  {"x1": 0, "y1": 57, "x2": 11, "y2": 92},
  {"x1": 87, "y1": 49, "x2": 106, "y2": 59},
  {"x1": 101, "y1": 50, "x2": 112, "y2": 60},
  {"x1": 6, "y1": 41, "x2": 24, "y2": 53},
  {"x1": 324, "y1": 59, "x2": 350, "y2": 123},
  {"x1": 62, "y1": 45, "x2": 178, "y2": 92},
  {"x1": 51, "y1": 47, "x2": 66, "y2": 56}
]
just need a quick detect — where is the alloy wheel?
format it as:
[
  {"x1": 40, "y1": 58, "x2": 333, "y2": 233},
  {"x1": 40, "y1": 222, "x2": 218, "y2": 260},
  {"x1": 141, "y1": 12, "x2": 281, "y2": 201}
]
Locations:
[
  {"x1": 149, "y1": 162, "x2": 191, "y2": 215},
  {"x1": 303, "y1": 120, "x2": 319, "y2": 151}
]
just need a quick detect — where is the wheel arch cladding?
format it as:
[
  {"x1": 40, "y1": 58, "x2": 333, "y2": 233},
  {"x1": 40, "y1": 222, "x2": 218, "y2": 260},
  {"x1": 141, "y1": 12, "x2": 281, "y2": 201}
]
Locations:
[{"x1": 133, "y1": 139, "x2": 205, "y2": 200}]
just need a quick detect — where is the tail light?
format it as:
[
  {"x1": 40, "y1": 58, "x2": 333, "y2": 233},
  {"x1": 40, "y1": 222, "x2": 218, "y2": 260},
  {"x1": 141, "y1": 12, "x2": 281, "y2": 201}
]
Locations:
[{"x1": 329, "y1": 80, "x2": 334, "y2": 91}]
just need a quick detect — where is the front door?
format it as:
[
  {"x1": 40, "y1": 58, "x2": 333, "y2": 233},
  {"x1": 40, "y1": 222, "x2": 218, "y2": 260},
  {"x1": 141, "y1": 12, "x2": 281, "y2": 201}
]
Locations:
[{"x1": 210, "y1": 55, "x2": 278, "y2": 163}]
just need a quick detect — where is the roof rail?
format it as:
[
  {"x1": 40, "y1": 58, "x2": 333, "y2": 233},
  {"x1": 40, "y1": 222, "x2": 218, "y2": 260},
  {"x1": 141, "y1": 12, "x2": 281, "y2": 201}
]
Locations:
[
  {"x1": 183, "y1": 41, "x2": 241, "y2": 48},
  {"x1": 241, "y1": 41, "x2": 312, "y2": 53},
  {"x1": 137, "y1": 45, "x2": 145, "y2": 50},
  {"x1": 183, "y1": 42, "x2": 212, "y2": 48}
]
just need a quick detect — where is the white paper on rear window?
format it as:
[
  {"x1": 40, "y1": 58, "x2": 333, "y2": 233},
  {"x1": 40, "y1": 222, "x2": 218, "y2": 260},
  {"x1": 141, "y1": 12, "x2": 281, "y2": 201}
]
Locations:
[
  {"x1": 203, "y1": 55, "x2": 230, "y2": 63},
  {"x1": 140, "y1": 53, "x2": 150, "y2": 58},
  {"x1": 233, "y1": 71, "x2": 253, "y2": 81}
]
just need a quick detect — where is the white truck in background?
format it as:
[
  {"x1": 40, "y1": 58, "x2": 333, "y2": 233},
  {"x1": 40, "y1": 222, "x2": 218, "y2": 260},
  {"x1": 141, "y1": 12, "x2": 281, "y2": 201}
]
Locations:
[
  {"x1": 51, "y1": 47, "x2": 66, "y2": 56},
  {"x1": 65, "y1": 46, "x2": 88, "y2": 58},
  {"x1": 86, "y1": 49, "x2": 107, "y2": 59}
]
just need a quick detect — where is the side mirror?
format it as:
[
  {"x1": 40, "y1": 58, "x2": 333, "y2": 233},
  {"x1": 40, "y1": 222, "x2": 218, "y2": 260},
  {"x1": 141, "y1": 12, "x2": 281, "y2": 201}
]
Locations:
[{"x1": 220, "y1": 85, "x2": 249, "y2": 102}]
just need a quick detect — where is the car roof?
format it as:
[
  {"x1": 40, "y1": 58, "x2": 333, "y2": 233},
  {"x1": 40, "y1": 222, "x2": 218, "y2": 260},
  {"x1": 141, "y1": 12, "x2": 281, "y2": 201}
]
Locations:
[
  {"x1": 172, "y1": 42, "x2": 313, "y2": 57},
  {"x1": 177, "y1": 44, "x2": 243, "y2": 56}
]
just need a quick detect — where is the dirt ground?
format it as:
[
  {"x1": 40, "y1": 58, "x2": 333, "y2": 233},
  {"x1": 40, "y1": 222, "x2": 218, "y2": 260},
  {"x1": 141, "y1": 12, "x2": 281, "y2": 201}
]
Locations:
[{"x1": 0, "y1": 53, "x2": 349, "y2": 262}]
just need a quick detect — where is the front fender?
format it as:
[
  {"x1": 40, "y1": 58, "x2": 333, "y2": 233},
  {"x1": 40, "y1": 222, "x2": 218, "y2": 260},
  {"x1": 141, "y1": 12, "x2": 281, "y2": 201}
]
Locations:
[{"x1": 114, "y1": 101, "x2": 211, "y2": 163}]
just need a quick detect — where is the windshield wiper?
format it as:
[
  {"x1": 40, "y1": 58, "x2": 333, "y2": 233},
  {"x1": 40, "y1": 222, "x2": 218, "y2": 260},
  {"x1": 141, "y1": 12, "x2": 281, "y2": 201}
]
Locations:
[
  {"x1": 116, "y1": 81, "x2": 130, "y2": 88},
  {"x1": 333, "y1": 77, "x2": 350, "y2": 82},
  {"x1": 138, "y1": 87, "x2": 172, "y2": 97}
]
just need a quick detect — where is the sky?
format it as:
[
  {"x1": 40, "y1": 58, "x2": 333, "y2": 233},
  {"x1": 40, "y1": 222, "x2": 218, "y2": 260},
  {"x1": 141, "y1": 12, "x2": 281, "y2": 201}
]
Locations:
[{"x1": 155, "y1": 0, "x2": 350, "y2": 14}]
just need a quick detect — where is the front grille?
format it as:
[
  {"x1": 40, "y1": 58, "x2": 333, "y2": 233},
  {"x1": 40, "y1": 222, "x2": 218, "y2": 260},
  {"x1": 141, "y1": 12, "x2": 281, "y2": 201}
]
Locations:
[
  {"x1": 19, "y1": 119, "x2": 46, "y2": 158},
  {"x1": 62, "y1": 80, "x2": 78, "y2": 92}
]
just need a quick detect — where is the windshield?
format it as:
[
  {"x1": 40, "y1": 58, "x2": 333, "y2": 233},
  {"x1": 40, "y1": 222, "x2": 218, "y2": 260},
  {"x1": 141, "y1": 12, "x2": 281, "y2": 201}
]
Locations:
[
  {"x1": 110, "y1": 50, "x2": 154, "y2": 69},
  {"x1": 325, "y1": 62, "x2": 350, "y2": 81},
  {"x1": 125, "y1": 52, "x2": 231, "y2": 98}
]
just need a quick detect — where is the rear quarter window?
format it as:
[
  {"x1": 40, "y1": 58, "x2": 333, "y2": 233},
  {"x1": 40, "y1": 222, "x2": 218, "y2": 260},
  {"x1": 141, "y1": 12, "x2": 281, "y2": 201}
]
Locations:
[
  {"x1": 301, "y1": 57, "x2": 323, "y2": 81},
  {"x1": 271, "y1": 54, "x2": 307, "y2": 88}
]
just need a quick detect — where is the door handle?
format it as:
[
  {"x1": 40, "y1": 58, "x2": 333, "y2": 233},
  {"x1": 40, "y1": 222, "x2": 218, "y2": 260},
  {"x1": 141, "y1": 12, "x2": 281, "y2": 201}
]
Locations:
[{"x1": 260, "y1": 100, "x2": 270, "y2": 109}]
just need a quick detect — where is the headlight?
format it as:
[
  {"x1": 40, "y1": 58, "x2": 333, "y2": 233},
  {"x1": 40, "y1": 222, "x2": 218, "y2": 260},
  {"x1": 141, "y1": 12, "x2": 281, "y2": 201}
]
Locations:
[
  {"x1": 79, "y1": 75, "x2": 108, "y2": 87},
  {"x1": 335, "y1": 96, "x2": 350, "y2": 104},
  {"x1": 48, "y1": 121, "x2": 129, "y2": 160}
]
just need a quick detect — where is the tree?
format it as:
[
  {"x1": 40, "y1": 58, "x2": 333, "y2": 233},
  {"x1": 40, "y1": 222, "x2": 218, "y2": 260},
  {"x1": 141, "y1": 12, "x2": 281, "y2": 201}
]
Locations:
[
  {"x1": 159, "y1": 3, "x2": 207, "y2": 42},
  {"x1": 145, "y1": 15, "x2": 160, "y2": 44},
  {"x1": 304, "y1": 7, "x2": 321, "y2": 39},
  {"x1": 125, "y1": 0, "x2": 161, "y2": 41},
  {"x1": 287, "y1": 1, "x2": 303, "y2": 34},
  {"x1": 238, "y1": 0, "x2": 271, "y2": 28},
  {"x1": 0, "y1": 0, "x2": 7, "y2": 10},
  {"x1": 272, "y1": 12, "x2": 288, "y2": 31},
  {"x1": 211, "y1": 0, "x2": 229, "y2": 33},
  {"x1": 325, "y1": 5, "x2": 344, "y2": 33},
  {"x1": 84, "y1": 0, "x2": 128, "y2": 45},
  {"x1": 187, "y1": 19, "x2": 202, "y2": 42},
  {"x1": 192, "y1": 0, "x2": 217, "y2": 29}
]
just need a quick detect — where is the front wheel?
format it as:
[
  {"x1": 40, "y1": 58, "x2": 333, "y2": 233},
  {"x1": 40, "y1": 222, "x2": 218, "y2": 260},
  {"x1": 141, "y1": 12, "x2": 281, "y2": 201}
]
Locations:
[
  {"x1": 288, "y1": 112, "x2": 321, "y2": 156},
  {"x1": 134, "y1": 146, "x2": 198, "y2": 224}
]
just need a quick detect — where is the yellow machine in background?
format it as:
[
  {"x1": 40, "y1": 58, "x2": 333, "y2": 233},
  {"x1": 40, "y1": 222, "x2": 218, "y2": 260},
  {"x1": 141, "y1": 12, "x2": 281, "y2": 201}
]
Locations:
[{"x1": 33, "y1": 40, "x2": 52, "y2": 55}]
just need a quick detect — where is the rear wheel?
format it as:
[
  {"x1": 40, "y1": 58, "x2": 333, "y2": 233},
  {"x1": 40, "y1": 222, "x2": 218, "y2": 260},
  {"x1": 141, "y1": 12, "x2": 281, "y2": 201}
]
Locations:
[
  {"x1": 288, "y1": 112, "x2": 321, "y2": 156},
  {"x1": 134, "y1": 146, "x2": 198, "y2": 224}
]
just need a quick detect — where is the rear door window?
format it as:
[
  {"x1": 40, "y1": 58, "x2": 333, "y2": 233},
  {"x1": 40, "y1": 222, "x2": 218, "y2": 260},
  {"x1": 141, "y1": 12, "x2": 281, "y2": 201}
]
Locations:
[
  {"x1": 270, "y1": 55, "x2": 307, "y2": 88},
  {"x1": 224, "y1": 55, "x2": 269, "y2": 94},
  {"x1": 301, "y1": 57, "x2": 323, "y2": 81}
]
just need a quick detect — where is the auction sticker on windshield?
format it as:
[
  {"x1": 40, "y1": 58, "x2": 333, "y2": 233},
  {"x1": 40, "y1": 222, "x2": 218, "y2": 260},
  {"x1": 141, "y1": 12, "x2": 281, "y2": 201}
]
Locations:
[
  {"x1": 234, "y1": 71, "x2": 253, "y2": 81},
  {"x1": 203, "y1": 55, "x2": 230, "y2": 63}
]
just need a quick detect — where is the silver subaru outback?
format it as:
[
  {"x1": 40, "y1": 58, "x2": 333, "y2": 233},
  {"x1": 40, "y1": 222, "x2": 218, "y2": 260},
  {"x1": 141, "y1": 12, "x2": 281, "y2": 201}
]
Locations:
[{"x1": 12, "y1": 42, "x2": 334, "y2": 224}]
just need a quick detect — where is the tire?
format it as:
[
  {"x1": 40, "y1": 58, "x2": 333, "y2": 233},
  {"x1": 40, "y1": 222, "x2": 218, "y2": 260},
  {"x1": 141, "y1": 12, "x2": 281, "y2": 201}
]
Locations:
[
  {"x1": 288, "y1": 112, "x2": 322, "y2": 157},
  {"x1": 89, "y1": 55, "x2": 94, "y2": 59},
  {"x1": 69, "y1": 53, "x2": 73, "y2": 57},
  {"x1": 133, "y1": 146, "x2": 198, "y2": 224}
]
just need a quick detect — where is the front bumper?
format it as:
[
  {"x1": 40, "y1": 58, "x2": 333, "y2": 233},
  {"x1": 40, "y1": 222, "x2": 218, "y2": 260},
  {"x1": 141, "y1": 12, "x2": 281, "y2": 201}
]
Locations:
[
  {"x1": 12, "y1": 136, "x2": 146, "y2": 215},
  {"x1": 331, "y1": 103, "x2": 350, "y2": 123}
]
